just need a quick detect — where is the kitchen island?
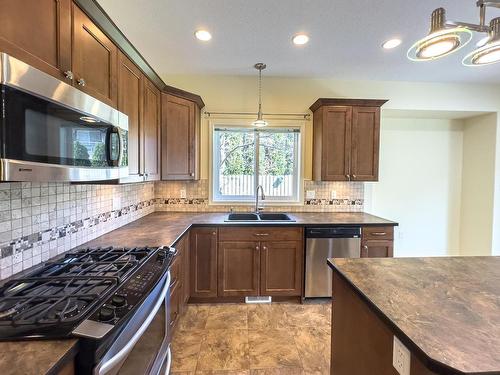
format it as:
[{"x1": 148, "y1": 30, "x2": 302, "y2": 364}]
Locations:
[{"x1": 328, "y1": 257, "x2": 500, "y2": 375}]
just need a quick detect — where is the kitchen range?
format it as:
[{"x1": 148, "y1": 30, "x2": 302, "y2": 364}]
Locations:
[{"x1": 0, "y1": 246, "x2": 176, "y2": 374}]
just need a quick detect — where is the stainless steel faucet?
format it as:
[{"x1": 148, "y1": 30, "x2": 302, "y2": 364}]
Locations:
[{"x1": 255, "y1": 185, "x2": 266, "y2": 213}]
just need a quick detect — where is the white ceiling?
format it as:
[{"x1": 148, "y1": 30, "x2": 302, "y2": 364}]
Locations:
[{"x1": 98, "y1": 0, "x2": 500, "y2": 83}]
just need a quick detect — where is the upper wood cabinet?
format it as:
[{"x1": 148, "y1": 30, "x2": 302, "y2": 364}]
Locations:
[
  {"x1": 0, "y1": 0, "x2": 72, "y2": 82},
  {"x1": 117, "y1": 52, "x2": 143, "y2": 178},
  {"x1": 310, "y1": 99, "x2": 387, "y2": 182},
  {"x1": 142, "y1": 79, "x2": 161, "y2": 181},
  {"x1": 117, "y1": 52, "x2": 161, "y2": 181},
  {"x1": 161, "y1": 93, "x2": 202, "y2": 180},
  {"x1": 72, "y1": 4, "x2": 117, "y2": 107}
]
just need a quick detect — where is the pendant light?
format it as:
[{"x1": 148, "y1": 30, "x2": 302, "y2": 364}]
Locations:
[
  {"x1": 407, "y1": 8, "x2": 472, "y2": 61},
  {"x1": 252, "y1": 63, "x2": 268, "y2": 128},
  {"x1": 408, "y1": 1, "x2": 500, "y2": 65}
]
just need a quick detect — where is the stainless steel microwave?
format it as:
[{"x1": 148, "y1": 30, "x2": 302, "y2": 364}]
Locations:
[{"x1": 0, "y1": 53, "x2": 128, "y2": 182}]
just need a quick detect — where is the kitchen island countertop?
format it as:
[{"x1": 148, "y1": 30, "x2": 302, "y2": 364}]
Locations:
[{"x1": 328, "y1": 256, "x2": 500, "y2": 374}]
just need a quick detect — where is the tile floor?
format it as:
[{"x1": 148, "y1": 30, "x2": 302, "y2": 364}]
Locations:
[{"x1": 171, "y1": 302, "x2": 331, "y2": 375}]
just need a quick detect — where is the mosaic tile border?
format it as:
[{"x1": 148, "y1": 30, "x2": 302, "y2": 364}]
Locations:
[
  {"x1": 0, "y1": 198, "x2": 156, "y2": 279},
  {"x1": 305, "y1": 198, "x2": 364, "y2": 206},
  {"x1": 154, "y1": 197, "x2": 363, "y2": 206},
  {"x1": 155, "y1": 198, "x2": 208, "y2": 205}
]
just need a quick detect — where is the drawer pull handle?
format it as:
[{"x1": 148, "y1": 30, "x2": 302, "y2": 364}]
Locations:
[
  {"x1": 255, "y1": 233, "x2": 269, "y2": 236},
  {"x1": 371, "y1": 232, "x2": 387, "y2": 236}
]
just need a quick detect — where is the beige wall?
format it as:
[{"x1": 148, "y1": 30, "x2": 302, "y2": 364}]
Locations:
[
  {"x1": 460, "y1": 113, "x2": 498, "y2": 256},
  {"x1": 364, "y1": 118, "x2": 464, "y2": 257}
]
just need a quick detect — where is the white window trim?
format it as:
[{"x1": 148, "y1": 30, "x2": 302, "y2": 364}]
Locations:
[{"x1": 208, "y1": 117, "x2": 305, "y2": 206}]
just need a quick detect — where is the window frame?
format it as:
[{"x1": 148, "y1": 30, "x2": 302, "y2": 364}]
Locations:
[{"x1": 209, "y1": 118, "x2": 305, "y2": 205}]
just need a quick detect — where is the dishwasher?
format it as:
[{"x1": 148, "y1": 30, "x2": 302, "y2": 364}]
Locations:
[{"x1": 304, "y1": 227, "x2": 361, "y2": 298}]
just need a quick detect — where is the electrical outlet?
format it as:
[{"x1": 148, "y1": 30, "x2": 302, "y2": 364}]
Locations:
[
  {"x1": 330, "y1": 190, "x2": 337, "y2": 199},
  {"x1": 393, "y1": 336, "x2": 410, "y2": 375},
  {"x1": 306, "y1": 190, "x2": 315, "y2": 199},
  {"x1": 180, "y1": 189, "x2": 187, "y2": 199},
  {"x1": 112, "y1": 197, "x2": 121, "y2": 211}
]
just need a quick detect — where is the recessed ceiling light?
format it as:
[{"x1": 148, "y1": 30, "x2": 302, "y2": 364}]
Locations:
[
  {"x1": 80, "y1": 116, "x2": 99, "y2": 123},
  {"x1": 382, "y1": 38, "x2": 402, "y2": 49},
  {"x1": 292, "y1": 34, "x2": 309, "y2": 45},
  {"x1": 195, "y1": 29, "x2": 212, "y2": 41}
]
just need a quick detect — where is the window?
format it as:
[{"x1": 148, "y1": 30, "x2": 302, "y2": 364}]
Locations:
[{"x1": 212, "y1": 126, "x2": 301, "y2": 202}]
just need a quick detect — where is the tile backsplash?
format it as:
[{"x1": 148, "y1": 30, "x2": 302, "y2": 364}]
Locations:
[
  {"x1": 155, "y1": 179, "x2": 364, "y2": 212},
  {"x1": 0, "y1": 179, "x2": 364, "y2": 280},
  {"x1": 0, "y1": 182, "x2": 155, "y2": 280}
]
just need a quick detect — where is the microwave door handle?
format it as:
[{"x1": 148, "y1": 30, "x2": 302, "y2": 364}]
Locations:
[
  {"x1": 105, "y1": 127, "x2": 121, "y2": 167},
  {"x1": 97, "y1": 271, "x2": 171, "y2": 375}
]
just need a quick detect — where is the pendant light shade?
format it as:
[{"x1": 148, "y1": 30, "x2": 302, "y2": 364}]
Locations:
[
  {"x1": 463, "y1": 17, "x2": 500, "y2": 66},
  {"x1": 252, "y1": 63, "x2": 268, "y2": 127},
  {"x1": 408, "y1": 8, "x2": 472, "y2": 61}
]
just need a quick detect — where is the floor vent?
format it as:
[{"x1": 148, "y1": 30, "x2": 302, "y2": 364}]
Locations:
[{"x1": 245, "y1": 296, "x2": 272, "y2": 304}]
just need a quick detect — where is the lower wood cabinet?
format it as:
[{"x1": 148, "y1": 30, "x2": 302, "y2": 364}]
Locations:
[
  {"x1": 218, "y1": 227, "x2": 304, "y2": 298},
  {"x1": 169, "y1": 282, "x2": 181, "y2": 330},
  {"x1": 361, "y1": 226, "x2": 394, "y2": 258},
  {"x1": 190, "y1": 227, "x2": 218, "y2": 298},
  {"x1": 218, "y1": 241, "x2": 260, "y2": 297},
  {"x1": 260, "y1": 241, "x2": 303, "y2": 296}
]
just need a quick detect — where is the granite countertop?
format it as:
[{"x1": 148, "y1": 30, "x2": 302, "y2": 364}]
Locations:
[
  {"x1": 328, "y1": 256, "x2": 500, "y2": 374},
  {"x1": 0, "y1": 211, "x2": 396, "y2": 374},
  {"x1": 0, "y1": 339, "x2": 78, "y2": 375},
  {"x1": 84, "y1": 211, "x2": 397, "y2": 248}
]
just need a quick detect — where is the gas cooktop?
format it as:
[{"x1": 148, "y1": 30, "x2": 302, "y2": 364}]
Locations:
[{"x1": 0, "y1": 246, "x2": 173, "y2": 340}]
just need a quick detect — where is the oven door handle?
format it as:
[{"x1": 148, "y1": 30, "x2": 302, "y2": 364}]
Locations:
[{"x1": 98, "y1": 270, "x2": 171, "y2": 375}]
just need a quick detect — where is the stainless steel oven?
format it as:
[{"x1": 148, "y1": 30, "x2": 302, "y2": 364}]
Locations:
[
  {"x1": 0, "y1": 53, "x2": 128, "y2": 182},
  {"x1": 93, "y1": 270, "x2": 172, "y2": 375}
]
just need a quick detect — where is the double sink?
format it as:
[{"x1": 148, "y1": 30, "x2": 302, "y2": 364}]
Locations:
[{"x1": 225, "y1": 212, "x2": 295, "y2": 222}]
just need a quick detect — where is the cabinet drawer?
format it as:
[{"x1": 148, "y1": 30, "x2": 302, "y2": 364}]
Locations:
[
  {"x1": 219, "y1": 227, "x2": 303, "y2": 242},
  {"x1": 170, "y1": 256, "x2": 181, "y2": 288},
  {"x1": 362, "y1": 226, "x2": 393, "y2": 240}
]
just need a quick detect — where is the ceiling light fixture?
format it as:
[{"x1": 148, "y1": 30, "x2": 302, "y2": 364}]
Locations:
[
  {"x1": 194, "y1": 29, "x2": 212, "y2": 41},
  {"x1": 408, "y1": 1, "x2": 500, "y2": 66},
  {"x1": 463, "y1": 17, "x2": 500, "y2": 65},
  {"x1": 252, "y1": 63, "x2": 268, "y2": 128},
  {"x1": 382, "y1": 38, "x2": 402, "y2": 49},
  {"x1": 292, "y1": 34, "x2": 309, "y2": 45}
]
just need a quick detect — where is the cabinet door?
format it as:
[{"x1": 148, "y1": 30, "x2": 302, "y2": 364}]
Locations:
[
  {"x1": 260, "y1": 241, "x2": 303, "y2": 296},
  {"x1": 321, "y1": 106, "x2": 352, "y2": 181},
  {"x1": 72, "y1": 4, "x2": 117, "y2": 107},
  {"x1": 142, "y1": 79, "x2": 161, "y2": 180},
  {"x1": 0, "y1": 0, "x2": 72, "y2": 82},
  {"x1": 161, "y1": 94, "x2": 198, "y2": 180},
  {"x1": 169, "y1": 282, "x2": 181, "y2": 332},
  {"x1": 117, "y1": 52, "x2": 143, "y2": 177},
  {"x1": 350, "y1": 106, "x2": 380, "y2": 181},
  {"x1": 361, "y1": 240, "x2": 393, "y2": 258},
  {"x1": 175, "y1": 234, "x2": 190, "y2": 313},
  {"x1": 218, "y1": 242, "x2": 260, "y2": 297},
  {"x1": 182, "y1": 235, "x2": 190, "y2": 307},
  {"x1": 190, "y1": 228, "x2": 218, "y2": 298}
]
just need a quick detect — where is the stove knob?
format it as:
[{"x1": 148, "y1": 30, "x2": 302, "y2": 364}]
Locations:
[
  {"x1": 98, "y1": 306, "x2": 115, "y2": 322},
  {"x1": 111, "y1": 294, "x2": 127, "y2": 308},
  {"x1": 156, "y1": 249, "x2": 167, "y2": 263}
]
